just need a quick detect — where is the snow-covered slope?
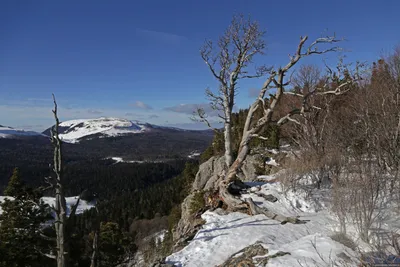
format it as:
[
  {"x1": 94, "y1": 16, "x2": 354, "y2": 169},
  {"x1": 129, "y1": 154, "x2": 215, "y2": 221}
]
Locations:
[
  {"x1": 166, "y1": 176, "x2": 360, "y2": 267},
  {"x1": 49, "y1": 117, "x2": 152, "y2": 143},
  {"x1": 0, "y1": 125, "x2": 43, "y2": 139},
  {"x1": 0, "y1": 196, "x2": 95, "y2": 216},
  {"x1": 41, "y1": 196, "x2": 95, "y2": 216}
]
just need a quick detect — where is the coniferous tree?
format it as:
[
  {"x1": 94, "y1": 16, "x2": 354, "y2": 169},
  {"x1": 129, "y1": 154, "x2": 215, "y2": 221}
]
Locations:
[
  {"x1": 0, "y1": 170, "x2": 53, "y2": 267},
  {"x1": 4, "y1": 168, "x2": 23, "y2": 197},
  {"x1": 89, "y1": 222, "x2": 136, "y2": 267}
]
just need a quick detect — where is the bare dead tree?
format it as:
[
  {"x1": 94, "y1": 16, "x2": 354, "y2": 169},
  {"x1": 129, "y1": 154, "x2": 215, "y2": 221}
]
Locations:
[
  {"x1": 282, "y1": 63, "x2": 356, "y2": 189},
  {"x1": 50, "y1": 94, "x2": 69, "y2": 267},
  {"x1": 198, "y1": 14, "x2": 268, "y2": 167},
  {"x1": 90, "y1": 206, "x2": 100, "y2": 267},
  {"x1": 44, "y1": 94, "x2": 85, "y2": 267},
  {"x1": 220, "y1": 34, "x2": 357, "y2": 210},
  {"x1": 90, "y1": 231, "x2": 99, "y2": 267}
]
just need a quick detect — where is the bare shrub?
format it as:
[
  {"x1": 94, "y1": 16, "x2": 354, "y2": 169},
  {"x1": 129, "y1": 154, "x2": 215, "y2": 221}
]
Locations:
[
  {"x1": 330, "y1": 232, "x2": 358, "y2": 251},
  {"x1": 296, "y1": 236, "x2": 357, "y2": 267},
  {"x1": 280, "y1": 147, "x2": 344, "y2": 194}
]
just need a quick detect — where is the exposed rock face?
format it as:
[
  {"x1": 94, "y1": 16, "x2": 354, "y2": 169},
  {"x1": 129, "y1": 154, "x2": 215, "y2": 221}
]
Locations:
[
  {"x1": 173, "y1": 192, "x2": 203, "y2": 242},
  {"x1": 192, "y1": 155, "x2": 260, "y2": 191},
  {"x1": 173, "y1": 155, "x2": 260, "y2": 248},
  {"x1": 217, "y1": 242, "x2": 291, "y2": 267},
  {"x1": 240, "y1": 154, "x2": 262, "y2": 181},
  {"x1": 192, "y1": 156, "x2": 225, "y2": 191},
  {"x1": 217, "y1": 243, "x2": 268, "y2": 267}
]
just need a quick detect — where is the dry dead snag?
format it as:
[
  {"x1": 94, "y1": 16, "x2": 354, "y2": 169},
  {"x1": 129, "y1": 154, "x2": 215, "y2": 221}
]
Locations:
[
  {"x1": 43, "y1": 94, "x2": 85, "y2": 267},
  {"x1": 198, "y1": 14, "x2": 358, "y2": 222}
]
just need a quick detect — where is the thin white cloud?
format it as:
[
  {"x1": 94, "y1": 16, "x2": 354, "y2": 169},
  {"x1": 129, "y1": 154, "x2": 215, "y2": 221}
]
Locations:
[
  {"x1": 87, "y1": 109, "x2": 103, "y2": 115},
  {"x1": 0, "y1": 103, "x2": 203, "y2": 132},
  {"x1": 131, "y1": 101, "x2": 153, "y2": 110},
  {"x1": 164, "y1": 103, "x2": 221, "y2": 117},
  {"x1": 148, "y1": 114, "x2": 159, "y2": 119},
  {"x1": 164, "y1": 121, "x2": 221, "y2": 130},
  {"x1": 26, "y1": 98, "x2": 52, "y2": 102}
]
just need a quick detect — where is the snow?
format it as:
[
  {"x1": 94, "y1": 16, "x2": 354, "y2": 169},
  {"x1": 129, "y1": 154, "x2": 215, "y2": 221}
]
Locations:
[
  {"x1": 0, "y1": 196, "x2": 95, "y2": 216},
  {"x1": 188, "y1": 151, "x2": 201, "y2": 158},
  {"x1": 58, "y1": 117, "x2": 149, "y2": 143},
  {"x1": 266, "y1": 148, "x2": 280, "y2": 155},
  {"x1": 265, "y1": 157, "x2": 279, "y2": 167},
  {"x1": 41, "y1": 196, "x2": 95, "y2": 216},
  {"x1": 0, "y1": 196, "x2": 13, "y2": 214},
  {"x1": 156, "y1": 229, "x2": 168, "y2": 243},
  {"x1": 107, "y1": 157, "x2": 164, "y2": 164},
  {"x1": 166, "y1": 177, "x2": 360, "y2": 266},
  {"x1": 109, "y1": 157, "x2": 145, "y2": 164},
  {"x1": 0, "y1": 126, "x2": 42, "y2": 138},
  {"x1": 142, "y1": 229, "x2": 168, "y2": 244}
]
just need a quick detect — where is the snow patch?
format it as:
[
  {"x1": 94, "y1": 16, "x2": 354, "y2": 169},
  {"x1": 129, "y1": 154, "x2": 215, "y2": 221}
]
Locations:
[
  {"x1": 166, "y1": 181, "x2": 358, "y2": 266},
  {"x1": 265, "y1": 157, "x2": 279, "y2": 166},
  {"x1": 0, "y1": 196, "x2": 95, "y2": 216},
  {"x1": 0, "y1": 196, "x2": 13, "y2": 214},
  {"x1": 107, "y1": 157, "x2": 163, "y2": 164},
  {"x1": 188, "y1": 151, "x2": 201, "y2": 158},
  {"x1": 41, "y1": 196, "x2": 95, "y2": 216}
]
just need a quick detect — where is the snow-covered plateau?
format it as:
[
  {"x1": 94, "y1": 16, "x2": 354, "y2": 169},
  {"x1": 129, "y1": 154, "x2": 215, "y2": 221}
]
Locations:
[{"x1": 57, "y1": 117, "x2": 150, "y2": 143}]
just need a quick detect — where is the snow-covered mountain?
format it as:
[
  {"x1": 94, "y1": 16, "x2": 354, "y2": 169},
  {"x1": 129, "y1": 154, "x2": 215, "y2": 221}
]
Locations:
[
  {"x1": 0, "y1": 125, "x2": 43, "y2": 139},
  {"x1": 43, "y1": 117, "x2": 181, "y2": 143}
]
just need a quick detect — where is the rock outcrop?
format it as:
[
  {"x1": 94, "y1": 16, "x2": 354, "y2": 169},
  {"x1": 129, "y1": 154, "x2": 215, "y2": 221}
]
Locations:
[
  {"x1": 217, "y1": 242, "x2": 291, "y2": 267},
  {"x1": 217, "y1": 243, "x2": 268, "y2": 267},
  {"x1": 192, "y1": 155, "x2": 260, "y2": 191},
  {"x1": 173, "y1": 155, "x2": 260, "y2": 249}
]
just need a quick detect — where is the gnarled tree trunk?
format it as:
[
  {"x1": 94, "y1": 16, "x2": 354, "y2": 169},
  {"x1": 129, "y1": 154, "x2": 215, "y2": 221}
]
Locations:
[{"x1": 51, "y1": 94, "x2": 69, "y2": 267}]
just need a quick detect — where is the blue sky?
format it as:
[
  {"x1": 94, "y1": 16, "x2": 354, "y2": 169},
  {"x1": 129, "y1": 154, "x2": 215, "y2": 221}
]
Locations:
[{"x1": 1, "y1": 0, "x2": 399, "y2": 131}]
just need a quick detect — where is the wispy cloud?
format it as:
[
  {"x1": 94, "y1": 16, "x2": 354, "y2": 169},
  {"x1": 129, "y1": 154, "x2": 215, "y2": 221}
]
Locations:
[
  {"x1": 148, "y1": 114, "x2": 159, "y2": 119},
  {"x1": 164, "y1": 103, "x2": 221, "y2": 117},
  {"x1": 16, "y1": 125, "x2": 45, "y2": 131},
  {"x1": 26, "y1": 97, "x2": 52, "y2": 102},
  {"x1": 0, "y1": 101, "x2": 212, "y2": 132},
  {"x1": 130, "y1": 101, "x2": 153, "y2": 110},
  {"x1": 164, "y1": 121, "x2": 221, "y2": 130},
  {"x1": 124, "y1": 112, "x2": 146, "y2": 120},
  {"x1": 87, "y1": 109, "x2": 103, "y2": 115},
  {"x1": 136, "y1": 28, "x2": 187, "y2": 45}
]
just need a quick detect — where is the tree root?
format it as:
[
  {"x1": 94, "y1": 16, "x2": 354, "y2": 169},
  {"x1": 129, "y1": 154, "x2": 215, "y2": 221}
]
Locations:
[
  {"x1": 245, "y1": 198, "x2": 307, "y2": 224},
  {"x1": 217, "y1": 174, "x2": 308, "y2": 224}
]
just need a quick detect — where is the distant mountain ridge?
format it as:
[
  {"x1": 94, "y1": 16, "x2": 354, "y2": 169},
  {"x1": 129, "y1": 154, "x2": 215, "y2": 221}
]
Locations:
[
  {"x1": 1, "y1": 117, "x2": 213, "y2": 163},
  {"x1": 0, "y1": 125, "x2": 44, "y2": 139},
  {"x1": 41, "y1": 117, "x2": 208, "y2": 143}
]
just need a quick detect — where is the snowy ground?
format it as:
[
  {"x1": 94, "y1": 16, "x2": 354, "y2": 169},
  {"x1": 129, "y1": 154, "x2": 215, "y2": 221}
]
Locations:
[
  {"x1": 58, "y1": 117, "x2": 148, "y2": 143},
  {"x1": 166, "y1": 176, "x2": 360, "y2": 267},
  {"x1": 108, "y1": 157, "x2": 165, "y2": 164},
  {"x1": 109, "y1": 157, "x2": 145, "y2": 164},
  {"x1": 0, "y1": 196, "x2": 95, "y2": 216},
  {"x1": 41, "y1": 196, "x2": 96, "y2": 216}
]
